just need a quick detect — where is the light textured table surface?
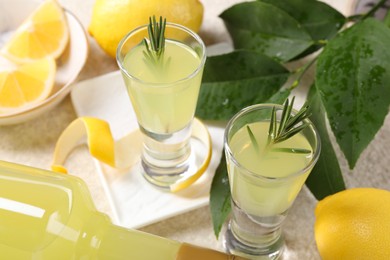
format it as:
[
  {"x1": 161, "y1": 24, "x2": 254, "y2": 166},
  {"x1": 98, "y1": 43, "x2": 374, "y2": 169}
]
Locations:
[{"x1": 1, "y1": 0, "x2": 389, "y2": 259}]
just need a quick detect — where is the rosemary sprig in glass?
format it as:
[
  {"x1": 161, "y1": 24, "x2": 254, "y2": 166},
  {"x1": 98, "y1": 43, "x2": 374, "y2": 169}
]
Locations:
[
  {"x1": 247, "y1": 97, "x2": 312, "y2": 154},
  {"x1": 142, "y1": 16, "x2": 171, "y2": 73}
]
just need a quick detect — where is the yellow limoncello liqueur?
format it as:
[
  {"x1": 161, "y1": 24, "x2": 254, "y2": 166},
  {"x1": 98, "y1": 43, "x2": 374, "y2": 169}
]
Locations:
[
  {"x1": 122, "y1": 39, "x2": 203, "y2": 134},
  {"x1": 224, "y1": 103, "x2": 320, "y2": 259},
  {"x1": 0, "y1": 161, "x2": 245, "y2": 260},
  {"x1": 228, "y1": 121, "x2": 313, "y2": 217}
]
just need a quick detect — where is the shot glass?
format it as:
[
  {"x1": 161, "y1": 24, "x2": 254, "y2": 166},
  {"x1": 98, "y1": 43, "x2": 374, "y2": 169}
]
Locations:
[
  {"x1": 116, "y1": 22, "x2": 206, "y2": 189},
  {"x1": 223, "y1": 104, "x2": 321, "y2": 259}
]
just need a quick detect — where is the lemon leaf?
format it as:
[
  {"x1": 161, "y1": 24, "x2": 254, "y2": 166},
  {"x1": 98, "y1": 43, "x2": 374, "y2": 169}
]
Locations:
[
  {"x1": 209, "y1": 153, "x2": 230, "y2": 238},
  {"x1": 196, "y1": 50, "x2": 289, "y2": 121},
  {"x1": 305, "y1": 84, "x2": 345, "y2": 200},
  {"x1": 220, "y1": 1, "x2": 313, "y2": 62},
  {"x1": 316, "y1": 18, "x2": 390, "y2": 169},
  {"x1": 259, "y1": 0, "x2": 345, "y2": 40},
  {"x1": 257, "y1": 0, "x2": 345, "y2": 59}
]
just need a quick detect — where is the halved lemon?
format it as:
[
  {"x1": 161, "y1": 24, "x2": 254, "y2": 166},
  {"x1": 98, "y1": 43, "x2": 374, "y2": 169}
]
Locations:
[
  {"x1": 1, "y1": 0, "x2": 69, "y2": 63},
  {"x1": 0, "y1": 57, "x2": 56, "y2": 111}
]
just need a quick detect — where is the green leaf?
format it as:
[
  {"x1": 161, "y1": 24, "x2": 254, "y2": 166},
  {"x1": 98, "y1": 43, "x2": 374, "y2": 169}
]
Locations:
[
  {"x1": 258, "y1": 0, "x2": 346, "y2": 58},
  {"x1": 316, "y1": 18, "x2": 390, "y2": 169},
  {"x1": 267, "y1": 89, "x2": 291, "y2": 104},
  {"x1": 196, "y1": 50, "x2": 290, "y2": 120},
  {"x1": 258, "y1": 0, "x2": 345, "y2": 41},
  {"x1": 305, "y1": 84, "x2": 346, "y2": 200},
  {"x1": 220, "y1": 1, "x2": 313, "y2": 62},
  {"x1": 209, "y1": 92, "x2": 289, "y2": 238},
  {"x1": 209, "y1": 153, "x2": 231, "y2": 237}
]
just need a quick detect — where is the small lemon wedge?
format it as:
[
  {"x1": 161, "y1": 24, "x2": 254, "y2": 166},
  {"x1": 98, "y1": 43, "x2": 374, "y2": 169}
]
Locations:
[
  {"x1": 1, "y1": 0, "x2": 69, "y2": 63},
  {"x1": 0, "y1": 57, "x2": 56, "y2": 111},
  {"x1": 52, "y1": 117, "x2": 212, "y2": 192}
]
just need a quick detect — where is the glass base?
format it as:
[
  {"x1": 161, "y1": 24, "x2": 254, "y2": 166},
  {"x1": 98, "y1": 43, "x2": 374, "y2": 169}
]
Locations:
[
  {"x1": 223, "y1": 199, "x2": 286, "y2": 260},
  {"x1": 223, "y1": 223, "x2": 285, "y2": 260},
  {"x1": 141, "y1": 135, "x2": 207, "y2": 189}
]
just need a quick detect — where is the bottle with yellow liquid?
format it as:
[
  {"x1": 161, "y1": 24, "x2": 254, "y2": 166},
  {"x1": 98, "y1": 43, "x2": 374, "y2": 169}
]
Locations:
[{"x1": 0, "y1": 160, "x2": 245, "y2": 260}]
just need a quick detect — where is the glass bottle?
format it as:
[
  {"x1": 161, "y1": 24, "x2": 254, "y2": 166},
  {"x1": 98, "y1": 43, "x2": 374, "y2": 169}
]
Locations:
[{"x1": 0, "y1": 160, "x2": 244, "y2": 259}]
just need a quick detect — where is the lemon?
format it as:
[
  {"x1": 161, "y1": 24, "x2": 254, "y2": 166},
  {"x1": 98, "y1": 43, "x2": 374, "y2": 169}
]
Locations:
[
  {"x1": 314, "y1": 188, "x2": 390, "y2": 260},
  {"x1": 1, "y1": 0, "x2": 69, "y2": 63},
  {"x1": 0, "y1": 57, "x2": 56, "y2": 111},
  {"x1": 88, "y1": 0, "x2": 204, "y2": 58},
  {"x1": 52, "y1": 117, "x2": 211, "y2": 192}
]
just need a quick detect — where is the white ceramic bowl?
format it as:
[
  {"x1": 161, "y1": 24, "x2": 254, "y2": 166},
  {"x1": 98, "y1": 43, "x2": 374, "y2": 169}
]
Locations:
[{"x1": 0, "y1": 0, "x2": 88, "y2": 125}]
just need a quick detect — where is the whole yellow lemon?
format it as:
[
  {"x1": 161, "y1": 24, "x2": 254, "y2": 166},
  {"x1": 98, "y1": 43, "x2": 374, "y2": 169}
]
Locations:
[
  {"x1": 314, "y1": 188, "x2": 390, "y2": 260},
  {"x1": 88, "y1": 0, "x2": 204, "y2": 58}
]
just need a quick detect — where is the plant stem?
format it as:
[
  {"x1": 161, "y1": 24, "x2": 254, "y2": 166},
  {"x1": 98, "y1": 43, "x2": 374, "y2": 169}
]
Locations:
[
  {"x1": 316, "y1": 39, "x2": 328, "y2": 45},
  {"x1": 289, "y1": 56, "x2": 318, "y2": 90},
  {"x1": 347, "y1": 14, "x2": 364, "y2": 22},
  {"x1": 362, "y1": 0, "x2": 387, "y2": 20},
  {"x1": 348, "y1": 0, "x2": 388, "y2": 22}
]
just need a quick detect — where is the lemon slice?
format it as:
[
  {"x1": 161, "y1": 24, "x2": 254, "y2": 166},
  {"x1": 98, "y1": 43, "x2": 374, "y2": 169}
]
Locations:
[
  {"x1": 1, "y1": 0, "x2": 69, "y2": 63},
  {"x1": 0, "y1": 57, "x2": 56, "y2": 111},
  {"x1": 52, "y1": 117, "x2": 212, "y2": 192}
]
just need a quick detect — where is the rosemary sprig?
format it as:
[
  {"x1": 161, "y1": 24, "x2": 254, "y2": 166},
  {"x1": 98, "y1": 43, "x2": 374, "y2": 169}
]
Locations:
[
  {"x1": 246, "y1": 97, "x2": 312, "y2": 154},
  {"x1": 247, "y1": 125, "x2": 260, "y2": 154},
  {"x1": 142, "y1": 16, "x2": 170, "y2": 72},
  {"x1": 271, "y1": 147, "x2": 312, "y2": 154},
  {"x1": 267, "y1": 97, "x2": 311, "y2": 146}
]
